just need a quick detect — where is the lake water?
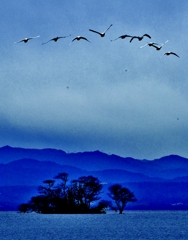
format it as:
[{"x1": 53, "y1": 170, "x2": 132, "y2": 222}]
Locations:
[{"x1": 0, "y1": 211, "x2": 188, "y2": 240}]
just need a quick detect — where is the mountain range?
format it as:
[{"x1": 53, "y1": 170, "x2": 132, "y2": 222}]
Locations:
[{"x1": 0, "y1": 145, "x2": 188, "y2": 210}]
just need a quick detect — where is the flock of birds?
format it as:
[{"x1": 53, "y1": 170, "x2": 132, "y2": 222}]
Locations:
[{"x1": 13, "y1": 24, "x2": 180, "y2": 58}]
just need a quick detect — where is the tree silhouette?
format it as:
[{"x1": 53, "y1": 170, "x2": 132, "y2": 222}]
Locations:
[
  {"x1": 18, "y1": 173, "x2": 107, "y2": 214},
  {"x1": 69, "y1": 175, "x2": 103, "y2": 212},
  {"x1": 53, "y1": 173, "x2": 69, "y2": 198},
  {"x1": 108, "y1": 184, "x2": 137, "y2": 214},
  {"x1": 18, "y1": 203, "x2": 32, "y2": 213}
]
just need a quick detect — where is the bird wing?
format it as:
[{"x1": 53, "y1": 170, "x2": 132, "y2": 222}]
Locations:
[
  {"x1": 150, "y1": 42, "x2": 159, "y2": 45},
  {"x1": 104, "y1": 24, "x2": 113, "y2": 33},
  {"x1": 89, "y1": 29, "x2": 102, "y2": 36},
  {"x1": 58, "y1": 34, "x2": 71, "y2": 39},
  {"x1": 64, "y1": 34, "x2": 71, "y2": 38},
  {"x1": 130, "y1": 36, "x2": 137, "y2": 42},
  {"x1": 42, "y1": 39, "x2": 52, "y2": 45},
  {"x1": 140, "y1": 43, "x2": 148, "y2": 48},
  {"x1": 71, "y1": 37, "x2": 77, "y2": 42},
  {"x1": 30, "y1": 35, "x2": 40, "y2": 39},
  {"x1": 111, "y1": 34, "x2": 131, "y2": 41},
  {"x1": 80, "y1": 37, "x2": 90, "y2": 42},
  {"x1": 13, "y1": 39, "x2": 25, "y2": 43},
  {"x1": 143, "y1": 34, "x2": 151, "y2": 39},
  {"x1": 125, "y1": 35, "x2": 132, "y2": 38},
  {"x1": 151, "y1": 44, "x2": 160, "y2": 50},
  {"x1": 111, "y1": 35, "x2": 123, "y2": 41},
  {"x1": 160, "y1": 40, "x2": 169, "y2": 46},
  {"x1": 160, "y1": 53, "x2": 166, "y2": 59},
  {"x1": 55, "y1": 37, "x2": 63, "y2": 40},
  {"x1": 171, "y1": 52, "x2": 180, "y2": 58},
  {"x1": 111, "y1": 37, "x2": 119, "y2": 41}
]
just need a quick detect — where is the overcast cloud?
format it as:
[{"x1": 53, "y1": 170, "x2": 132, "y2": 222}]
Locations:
[{"x1": 0, "y1": 0, "x2": 188, "y2": 159}]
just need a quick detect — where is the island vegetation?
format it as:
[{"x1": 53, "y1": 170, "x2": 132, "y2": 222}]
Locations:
[{"x1": 18, "y1": 172, "x2": 137, "y2": 214}]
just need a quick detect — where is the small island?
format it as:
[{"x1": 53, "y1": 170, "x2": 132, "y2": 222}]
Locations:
[{"x1": 18, "y1": 172, "x2": 137, "y2": 214}]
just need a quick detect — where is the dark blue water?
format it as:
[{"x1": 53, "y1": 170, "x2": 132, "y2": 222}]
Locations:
[{"x1": 0, "y1": 211, "x2": 188, "y2": 240}]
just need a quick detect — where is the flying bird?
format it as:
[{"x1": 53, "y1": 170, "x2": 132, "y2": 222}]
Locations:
[
  {"x1": 14, "y1": 35, "x2": 40, "y2": 43},
  {"x1": 89, "y1": 24, "x2": 113, "y2": 37},
  {"x1": 140, "y1": 42, "x2": 159, "y2": 48},
  {"x1": 161, "y1": 51, "x2": 180, "y2": 58},
  {"x1": 152, "y1": 45, "x2": 163, "y2": 51},
  {"x1": 151, "y1": 40, "x2": 169, "y2": 51},
  {"x1": 42, "y1": 35, "x2": 71, "y2": 45},
  {"x1": 111, "y1": 34, "x2": 132, "y2": 41},
  {"x1": 71, "y1": 36, "x2": 91, "y2": 43},
  {"x1": 130, "y1": 34, "x2": 151, "y2": 43}
]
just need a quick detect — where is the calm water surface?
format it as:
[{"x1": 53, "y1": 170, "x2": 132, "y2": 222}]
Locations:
[{"x1": 0, "y1": 211, "x2": 188, "y2": 240}]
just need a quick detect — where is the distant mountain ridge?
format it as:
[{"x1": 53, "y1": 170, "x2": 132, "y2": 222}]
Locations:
[
  {"x1": 1, "y1": 146, "x2": 188, "y2": 210},
  {"x1": 0, "y1": 158, "x2": 87, "y2": 186},
  {"x1": 0, "y1": 158, "x2": 165, "y2": 186},
  {"x1": 1, "y1": 145, "x2": 188, "y2": 178}
]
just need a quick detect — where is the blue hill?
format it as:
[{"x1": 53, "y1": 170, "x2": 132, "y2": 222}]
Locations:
[{"x1": 1, "y1": 146, "x2": 188, "y2": 210}]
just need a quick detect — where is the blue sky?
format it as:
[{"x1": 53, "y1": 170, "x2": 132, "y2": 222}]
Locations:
[{"x1": 0, "y1": 0, "x2": 188, "y2": 159}]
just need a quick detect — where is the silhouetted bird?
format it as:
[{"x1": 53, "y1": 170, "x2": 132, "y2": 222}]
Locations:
[
  {"x1": 140, "y1": 42, "x2": 159, "y2": 48},
  {"x1": 151, "y1": 40, "x2": 169, "y2": 51},
  {"x1": 130, "y1": 34, "x2": 151, "y2": 43},
  {"x1": 111, "y1": 34, "x2": 132, "y2": 41},
  {"x1": 71, "y1": 36, "x2": 91, "y2": 43},
  {"x1": 42, "y1": 35, "x2": 71, "y2": 45},
  {"x1": 152, "y1": 45, "x2": 163, "y2": 51},
  {"x1": 14, "y1": 35, "x2": 40, "y2": 43},
  {"x1": 161, "y1": 51, "x2": 180, "y2": 58},
  {"x1": 89, "y1": 24, "x2": 112, "y2": 37}
]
